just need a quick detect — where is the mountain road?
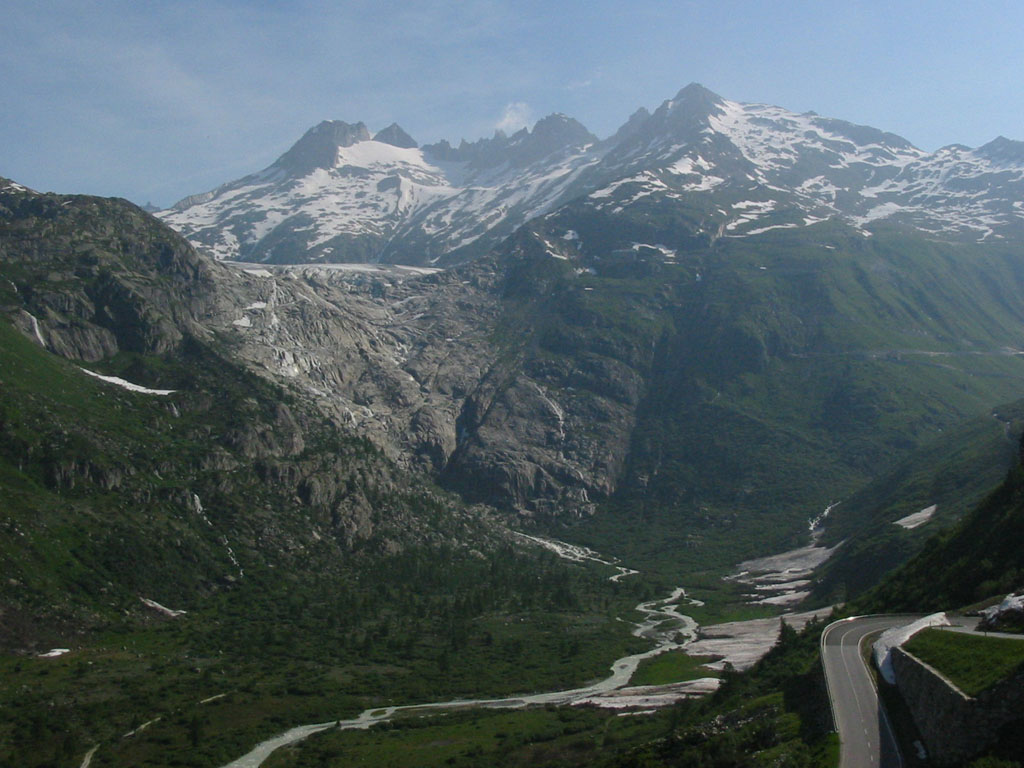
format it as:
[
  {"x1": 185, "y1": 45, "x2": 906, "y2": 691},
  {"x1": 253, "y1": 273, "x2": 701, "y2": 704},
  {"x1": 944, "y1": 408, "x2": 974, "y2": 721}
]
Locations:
[{"x1": 821, "y1": 616, "x2": 922, "y2": 768}]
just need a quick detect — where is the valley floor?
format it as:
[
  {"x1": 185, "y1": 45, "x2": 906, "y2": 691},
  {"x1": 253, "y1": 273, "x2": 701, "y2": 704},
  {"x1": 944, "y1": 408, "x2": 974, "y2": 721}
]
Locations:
[{"x1": 215, "y1": 536, "x2": 832, "y2": 768}]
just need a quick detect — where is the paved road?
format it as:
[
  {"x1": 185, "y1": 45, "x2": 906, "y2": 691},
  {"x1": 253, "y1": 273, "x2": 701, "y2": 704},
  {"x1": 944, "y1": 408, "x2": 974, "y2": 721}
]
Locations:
[{"x1": 821, "y1": 616, "x2": 916, "y2": 768}]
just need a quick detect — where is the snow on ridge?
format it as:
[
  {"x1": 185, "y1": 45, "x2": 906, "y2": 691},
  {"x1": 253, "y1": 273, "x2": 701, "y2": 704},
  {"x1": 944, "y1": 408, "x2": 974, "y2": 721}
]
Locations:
[
  {"x1": 1, "y1": 179, "x2": 32, "y2": 194},
  {"x1": 336, "y1": 140, "x2": 438, "y2": 171},
  {"x1": 710, "y1": 99, "x2": 924, "y2": 175},
  {"x1": 696, "y1": 98, "x2": 1022, "y2": 239},
  {"x1": 160, "y1": 134, "x2": 598, "y2": 264}
]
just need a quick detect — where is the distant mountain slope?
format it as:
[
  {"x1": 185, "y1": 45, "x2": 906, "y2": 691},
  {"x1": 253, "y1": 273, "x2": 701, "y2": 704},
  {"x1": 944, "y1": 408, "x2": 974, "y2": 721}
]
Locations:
[
  {"x1": 810, "y1": 400, "x2": 1024, "y2": 603},
  {"x1": 159, "y1": 84, "x2": 1024, "y2": 266},
  {"x1": 450, "y1": 215, "x2": 1024, "y2": 571},
  {"x1": 13, "y1": 163, "x2": 1024, "y2": 588},
  {"x1": 861, "y1": 433, "x2": 1024, "y2": 613}
]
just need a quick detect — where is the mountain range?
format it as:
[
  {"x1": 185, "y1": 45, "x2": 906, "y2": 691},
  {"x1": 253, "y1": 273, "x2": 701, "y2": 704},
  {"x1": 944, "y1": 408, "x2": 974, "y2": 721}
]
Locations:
[{"x1": 161, "y1": 83, "x2": 1024, "y2": 266}]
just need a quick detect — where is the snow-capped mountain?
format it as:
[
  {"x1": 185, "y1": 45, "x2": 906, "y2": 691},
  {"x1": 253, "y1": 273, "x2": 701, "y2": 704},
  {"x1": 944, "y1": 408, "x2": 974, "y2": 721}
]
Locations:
[
  {"x1": 572, "y1": 83, "x2": 1024, "y2": 244},
  {"x1": 160, "y1": 115, "x2": 599, "y2": 266},
  {"x1": 161, "y1": 84, "x2": 1024, "y2": 266}
]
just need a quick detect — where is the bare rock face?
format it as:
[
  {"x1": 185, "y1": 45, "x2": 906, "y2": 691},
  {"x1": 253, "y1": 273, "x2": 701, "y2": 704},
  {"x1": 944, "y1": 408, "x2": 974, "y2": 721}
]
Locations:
[
  {"x1": 0, "y1": 183, "x2": 224, "y2": 362},
  {"x1": 198, "y1": 259, "x2": 640, "y2": 518}
]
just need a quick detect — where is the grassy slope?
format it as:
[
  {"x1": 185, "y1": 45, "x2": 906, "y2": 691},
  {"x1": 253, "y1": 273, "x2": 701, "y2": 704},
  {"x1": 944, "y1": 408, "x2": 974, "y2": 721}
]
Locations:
[
  {"x1": 859, "y1": 448, "x2": 1024, "y2": 613},
  {"x1": 903, "y1": 628, "x2": 1024, "y2": 697},
  {"x1": 810, "y1": 400, "x2": 1024, "y2": 603},
  {"x1": 630, "y1": 650, "x2": 720, "y2": 685}
]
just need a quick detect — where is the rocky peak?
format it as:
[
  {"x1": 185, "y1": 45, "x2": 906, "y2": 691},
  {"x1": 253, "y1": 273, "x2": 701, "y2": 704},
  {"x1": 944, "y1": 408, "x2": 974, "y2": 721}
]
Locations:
[
  {"x1": 670, "y1": 82, "x2": 725, "y2": 111},
  {"x1": 654, "y1": 82, "x2": 726, "y2": 134},
  {"x1": 977, "y1": 135, "x2": 1024, "y2": 166},
  {"x1": 607, "y1": 106, "x2": 651, "y2": 146},
  {"x1": 275, "y1": 120, "x2": 372, "y2": 176},
  {"x1": 423, "y1": 115, "x2": 595, "y2": 170},
  {"x1": 598, "y1": 83, "x2": 726, "y2": 164},
  {"x1": 513, "y1": 113, "x2": 597, "y2": 163},
  {"x1": 374, "y1": 123, "x2": 418, "y2": 149}
]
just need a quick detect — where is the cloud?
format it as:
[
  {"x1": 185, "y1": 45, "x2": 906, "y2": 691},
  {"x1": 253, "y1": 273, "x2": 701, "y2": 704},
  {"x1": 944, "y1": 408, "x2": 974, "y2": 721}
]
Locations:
[
  {"x1": 566, "y1": 65, "x2": 605, "y2": 92},
  {"x1": 495, "y1": 101, "x2": 532, "y2": 134}
]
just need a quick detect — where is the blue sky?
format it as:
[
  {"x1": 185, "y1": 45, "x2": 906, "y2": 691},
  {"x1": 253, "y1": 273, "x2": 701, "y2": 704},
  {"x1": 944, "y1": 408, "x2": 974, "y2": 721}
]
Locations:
[{"x1": 3, "y1": 0, "x2": 1022, "y2": 207}]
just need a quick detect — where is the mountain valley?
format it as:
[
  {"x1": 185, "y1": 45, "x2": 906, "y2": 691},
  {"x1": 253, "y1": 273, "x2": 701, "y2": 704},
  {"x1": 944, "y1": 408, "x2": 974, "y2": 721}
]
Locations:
[{"x1": 3, "y1": 82, "x2": 1024, "y2": 767}]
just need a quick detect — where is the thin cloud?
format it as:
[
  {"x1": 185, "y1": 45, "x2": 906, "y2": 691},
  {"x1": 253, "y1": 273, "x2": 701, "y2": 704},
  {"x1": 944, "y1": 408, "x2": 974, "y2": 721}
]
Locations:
[{"x1": 495, "y1": 102, "x2": 532, "y2": 134}]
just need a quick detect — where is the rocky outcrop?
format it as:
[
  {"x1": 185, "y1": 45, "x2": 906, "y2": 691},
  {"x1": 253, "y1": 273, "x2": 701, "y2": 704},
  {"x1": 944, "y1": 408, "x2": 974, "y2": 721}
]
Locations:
[
  {"x1": 891, "y1": 645, "x2": 1024, "y2": 765},
  {"x1": 979, "y1": 593, "x2": 1024, "y2": 631},
  {"x1": 276, "y1": 120, "x2": 373, "y2": 176},
  {"x1": 374, "y1": 123, "x2": 418, "y2": 149},
  {"x1": 208, "y1": 259, "x2": 639, "y2": 517},
  {"x1": 0, "y1": 184, "x2": 226, "y2": 361}
]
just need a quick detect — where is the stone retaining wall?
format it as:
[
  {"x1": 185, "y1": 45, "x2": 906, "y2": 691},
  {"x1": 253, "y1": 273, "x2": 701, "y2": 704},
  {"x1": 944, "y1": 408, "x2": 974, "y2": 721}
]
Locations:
[{"x1": 891, "y1": 646, "x2": 1024, "y2": 765}]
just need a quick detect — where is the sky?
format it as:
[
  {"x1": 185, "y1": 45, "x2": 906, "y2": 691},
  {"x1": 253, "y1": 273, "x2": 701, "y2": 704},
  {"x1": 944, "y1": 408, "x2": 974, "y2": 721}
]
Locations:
[{"x1": 3, "y1": 0, "x2": 1023, "y2": 208}]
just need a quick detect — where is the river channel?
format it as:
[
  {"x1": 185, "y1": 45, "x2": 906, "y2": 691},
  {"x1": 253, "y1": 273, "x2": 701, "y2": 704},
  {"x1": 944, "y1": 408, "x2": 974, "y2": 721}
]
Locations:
[{"x1": 220, "y1": 539, "x2": 703, "y2": 768}]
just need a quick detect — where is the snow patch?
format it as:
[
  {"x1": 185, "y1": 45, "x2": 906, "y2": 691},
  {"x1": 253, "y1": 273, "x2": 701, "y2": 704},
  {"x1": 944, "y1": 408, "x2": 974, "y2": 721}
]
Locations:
[
  {"x1": 39, "y1": 648, "x2": 71, "y2": 658},
  {"x1": 894, "y1": 504, "x2": 937, "y2": 529},
  {"x1": 687, "y1": 608, "x2": 832, "y2": 672},
  {"x1": 631, "y1": 242, "x2": 676, "y2": 260},
  {"x1": 980, "y1": 593, "x2": 1024, "y2": 624},
  {"x1": 745, "y1": 223, "x2": 798, "y2": 236},
  {"x1": 80, "y1": 368, "x2": 175, "y2": 396},
  {"x1": 122, "y1": 717, "x2": 162, "y2": 739},
  {"x1": 140, "y1": 597, "x2": 187, "y2": 618}
]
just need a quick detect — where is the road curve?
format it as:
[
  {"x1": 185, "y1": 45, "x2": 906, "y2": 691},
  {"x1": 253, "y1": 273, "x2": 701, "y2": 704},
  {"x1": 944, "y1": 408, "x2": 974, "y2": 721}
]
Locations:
[{"x1": 821, "y1": 616, "x2": 919, "y2": 768}]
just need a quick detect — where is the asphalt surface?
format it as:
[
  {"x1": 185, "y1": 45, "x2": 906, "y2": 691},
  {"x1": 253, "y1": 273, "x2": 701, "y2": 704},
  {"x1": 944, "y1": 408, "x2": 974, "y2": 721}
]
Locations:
[{"x1": 821, "y1": 616, "x2": 915, "y2": 768}]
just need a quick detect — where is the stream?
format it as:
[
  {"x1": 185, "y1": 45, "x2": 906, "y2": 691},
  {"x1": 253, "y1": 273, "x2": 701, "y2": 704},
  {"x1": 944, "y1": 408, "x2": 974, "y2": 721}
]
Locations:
[{"x1": 220, "y1": 540, "x2": 703, "y2": 768}]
